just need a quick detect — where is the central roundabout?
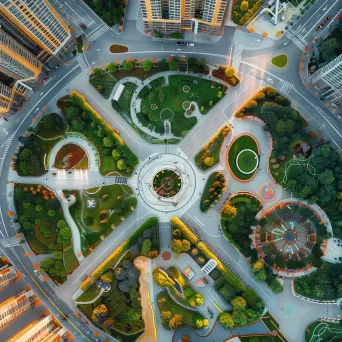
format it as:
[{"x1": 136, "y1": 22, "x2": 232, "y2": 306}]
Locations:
[
  {"x1": 153, "y1": 169, "x2": 182, "y2": 198},
  {"x1": 138, "y1": 153, "x2": 196, "y2": 212}
]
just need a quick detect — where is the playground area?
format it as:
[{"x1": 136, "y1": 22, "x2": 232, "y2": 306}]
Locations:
[{"x1": 305, "y1": 320, "x2": 342, "y2": 342}]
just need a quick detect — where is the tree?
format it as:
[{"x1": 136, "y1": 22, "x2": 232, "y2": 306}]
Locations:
[
  {"x1": 231, "y1": 296, "x2": 247, "y2": 311},
  {"x1": 103, "y1": 317, "x2": 114, "y2": 328},
  {"x1": 41, "y1": 258, "x2": 54, "y2": 271},
  {"x1": 142, "y1": 60, "x2": 153, "y2": 71},
  {"x1": 169, "y1": 314, "x2": 183, "y2": 329},
  {"x1": 197, "y1": 58, "x2": 207, "y2": 68},
  {"x1": 48, "y1": 210, "x2": 55, "y2": 217},
  {"x1": 221, "y1": 202, "x2": 237, "y2": 218},
  {"x1": 103, "y1": 137, "x2": 113, "y2": 147},
  {"x1": 168, "y1": 58, "x2": 179, "y2": 71},
  {"x1": 117, "y1": 159, "x2": 127, "y2": 171},
  {"x1": 218, "y1": 312, "x2": 234, "y2": 328},
  {"x1": 124, "y1": 61, "x2": 134, "y2": 71},
  {"x1": 53, "y1": 251, "x2": 63, "y2": 260},
  {"x1": 152, "y1": 268, "x2": 175, "y2": 287},
  {"x1": 254, "y1": 268, "x2": 267, "y2": 282},
  {"x1": 225, "y1": 67, "x2": 235, "y2": 78},
  {"x1": 93, "y1": 68, "x2": 105, "y2": 77},
  {"x1": 182, "y1": 239, "x2": 191, "y2": 252},
  {"x1": 232, "y1": 311, "x2": 247, "y2": 325},
  {"x1": 141, "y1": 239, "x2": 152, "y2": 256},
  {"x1": 269, "y1": 278, "x2": 283, "y2": 294},
  {"x1": 275, "y1": 120, "x2": 286, "y2": 136},
  {"x1": 107, "y1": 62, "x2": 117, "y2": 73},
  {"x1": 243, "y1": 288, "x2": 262, "y2": 307},
  {"x1": 154, "y1": 31, "x2": 161, "y2": 38},
  {"x1": 111, "y1": 149, "x2": 121, "y2": 160},
  {"x1": 319, "y1": 169, "x2": 335, "y2": 185},
  {"x1": 161, "y1": 310, "x2": 172, "y2": 322},
  {"x1": 119, "y1": 309, "x2": 141, "y2": 322},
  {"x1": 320, "y1": 38, "x2": 338, "y2": 63},
  {"x1": 60, "y1": 226, "x2": 72, "y2": 240},
  {"x1": 171, "y1": 239, "x2": 183, "y2": 253},
  {"x1": 91, "y1": 304, "x2": 108, "y2": 324},
  {"x1": 219, "y1": 283, "x2": 236, "y2": 301},
  {"x1": 240, "y1": 0, "x2": 249, "y2": 11},
  {"x1": 203, "y1": 157, "x2": 215, "y2": 167}
]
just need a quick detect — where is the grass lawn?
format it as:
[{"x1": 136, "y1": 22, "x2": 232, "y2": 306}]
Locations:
[
  {"x1": 89, "y1": 73, "x2": 117, "y2": 99},
  {"x1": 271, "y1": 54, "x2": 288, "y2": 68},
  {"x1": 228, "y1": 135, "x2": 259, "y2": 181},
  {"x1": 200, "y1": 172, "x2": 226, "y2": 212},
  {"x1": 305, "y1": 320, "x2": 342, "y2": 342},
  {"x1": 157, "y1": 291, "x2": 199, "y2": 330},
  {"x1": 194, "y1": 125, "x2": 231, "y2": 171},
  {"x1": 68, "y1": 185, "x2": 137, "y2": 253},
  {"x1": 76, "y1": 283, "x2": 101, "y2": 302},
  {"x1": 117, "y1": 82, "x2": 137, "y2": 114},
  {"x1": 153, "y1": 169, "x2": 182, "y2": 198},
  {"x1": 138, "y1": 75, "x2": 225, "y2": 137},
  {"x1": 63, "y1": 247, "x2": 79, "y2": 274}
]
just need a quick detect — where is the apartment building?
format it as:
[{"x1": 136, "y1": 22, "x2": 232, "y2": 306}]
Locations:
[
  {"x1": 0, "y1": 0, "x2": 74, "y2": 62},
  {"x1": 0, "y1": 264, "x2": 17, "y2": 289},
  {"x1": 140, "y1": 0, "x2": 230, "y2": 35},
  {"x1": 312, "y1": 54, "x2": 342, "y2": 109},
  {"x1": 0, "y1": 289, "x2": 36, "y2": 330},
  {"x1": 7, "y1": 314, "x2": 68, "y2": 342}
]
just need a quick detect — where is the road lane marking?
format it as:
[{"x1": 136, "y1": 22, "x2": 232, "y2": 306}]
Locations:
[{"x1": 303, "y1": 0, "x2": 339, "y2": 38}]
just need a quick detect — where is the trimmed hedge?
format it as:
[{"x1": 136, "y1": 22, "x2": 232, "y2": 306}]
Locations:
[{"x1": 170, "y1": 217, "x2": 198, "y2": 245}]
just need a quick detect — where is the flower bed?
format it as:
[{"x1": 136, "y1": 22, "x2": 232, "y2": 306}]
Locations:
[
  {"x1": 54, "y1": 144, "x2": 87, "y2": 169},
  {"x1": 194, "y1": 125, "x2": 231, "y2": 170},
  {"x1": 212, "y1": 69, "x2": 240, "y2": 87},
  {"x1": 200, "y1": 172, "x2": 226, "y2": 212}
]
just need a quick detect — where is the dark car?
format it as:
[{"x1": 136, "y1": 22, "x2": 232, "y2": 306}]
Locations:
[
  {"x1": 79, "y1": 23, "x2": 87, "y2": 31},
  {"x1": 207, "y1": 307, "x2": 214, "y2": 318},
  {"x1": 176, "y1": 41, "x2": 185, "y2": 46},
  {"x1": 61, "y1": 314, "x2": 69, "y2": 320}
]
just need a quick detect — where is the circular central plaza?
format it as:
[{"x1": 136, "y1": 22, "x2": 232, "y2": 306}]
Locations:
[
  {"x1": 138, "y1": 154, "x2": 196, "y2": 212},
  {"x1": 153, "y1": 169, "x2": 182, "y2": 197}
]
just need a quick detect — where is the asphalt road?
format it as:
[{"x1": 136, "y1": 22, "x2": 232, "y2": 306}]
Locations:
[{"x1": 0, "y1": 1, "x2": 341, "y2": 341}]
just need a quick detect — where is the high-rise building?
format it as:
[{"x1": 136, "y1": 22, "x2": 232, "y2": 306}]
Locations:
[
  {"x1": 0, "y1": 0, "x2": 75, "y2": 116},
  {"x1": 7, "y1": 314, "x2": 68, "y2": 342},
  {"x1": 140, "y1": 0, "x2": 230, "y2": 35},
  {"x1": 0, "y1": 289, "x2": 36, "y2": 330},
  {"x1": 0, "y1": 264, "x2": 17, "y2": 289},
  {"x1": 312, "y1": 54, "x2": 342, "y2": 109},
  {"x1": 0, "y1": 0, "x2": 74, "y2": 62}
]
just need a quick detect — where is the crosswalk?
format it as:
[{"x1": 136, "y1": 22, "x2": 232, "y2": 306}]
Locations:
[
  {"x1": 0, "y1": 236, "x2": 20, "y2": 248},
  {"x1": 114, "y1": 176, "x2": 128, "y2": 184},
  {"x1": 285, "y1": 29, "x2": 307, "y2": 52},
  {"x1": 88, "y1": 24, "x2": 110, "y2": 43},
  {"x1": 232, "y1": 45, "x2": 242, "y2": 69},
  {"x1": 76, "y1": 54, "x2": 89, "y2": 71},
  {"x1": 279, "y1": 80, "x2": 295, "y2": 95}
]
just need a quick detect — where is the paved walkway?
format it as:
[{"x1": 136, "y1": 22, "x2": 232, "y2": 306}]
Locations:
[{"x1": 55, "y1": 190, "x2": 84, "y2": 262}]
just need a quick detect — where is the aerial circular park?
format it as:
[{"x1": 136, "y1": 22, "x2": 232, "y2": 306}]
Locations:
[
  {"x1": 138, "y1": 154, "x2": 196, "y2": 213},
  {"x1": 254, "y1": 202, "x2": 322, "y2": 274}
]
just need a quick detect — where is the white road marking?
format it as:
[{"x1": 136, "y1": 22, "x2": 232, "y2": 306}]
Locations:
[{"x1": 303, "y1": 0, "x2": 339, "y2": 38}]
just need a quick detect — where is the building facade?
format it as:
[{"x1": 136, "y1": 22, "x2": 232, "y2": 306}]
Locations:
[
  {"x1": 0, "y1": 0, "x2": 74, "y2": 62},
  {"x1": 140, "y1": 0, "x2": 230, "y2": 35},
  {"x1": 0, "y1": 264, "x2": 17, "y2": 289},
  {"x1": 0, "y1": 0, "x2": 74, "y2": 116},
  {"x1": 0, "y1": 289, "x2": 36, "y2": 330},
  {"x1": 312, "y1": 54, "x2": 342, "y2": 109},
  {"x1": 7, "y1": 314, "x2": 68, "y2": 342}
]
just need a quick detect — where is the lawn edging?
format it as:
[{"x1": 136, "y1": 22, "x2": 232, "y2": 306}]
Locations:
[{"x1": 227, "y1": 133, "x2": 260, "y2": 182}]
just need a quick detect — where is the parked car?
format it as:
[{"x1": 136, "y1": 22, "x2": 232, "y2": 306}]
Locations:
[
  {"x1": 176, "y1": 41, "x2": 185, "y2": 46},
  {"x1": 207, "y1": 306, "x2": 214, "y2": 318},
  {"x1": 316, "y1": 15, "x2": 331, "y2": 31},
  {"x1": 186, "y1": 43, "x2": 195, "y2": 47},
  {"x1": 79, "y1": 23, "x2": 87, "y2": 31}
]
